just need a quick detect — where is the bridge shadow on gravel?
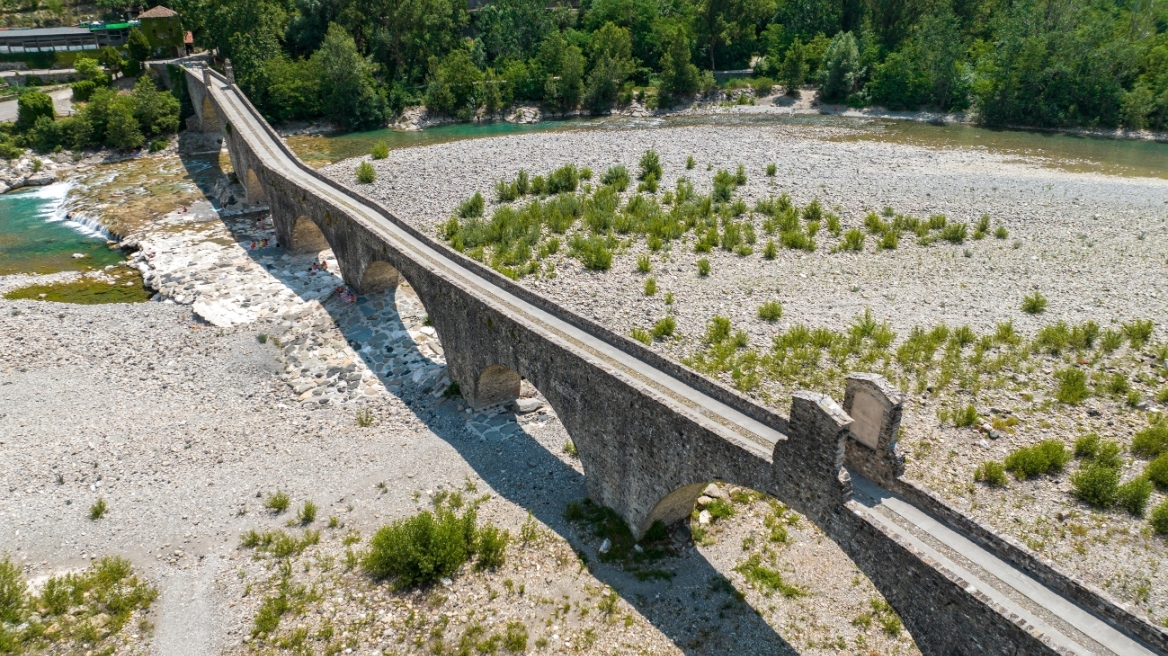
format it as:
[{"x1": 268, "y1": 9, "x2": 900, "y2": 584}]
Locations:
[{"x1": 184, "y1": 174, "x2": 799, "y2": 654}]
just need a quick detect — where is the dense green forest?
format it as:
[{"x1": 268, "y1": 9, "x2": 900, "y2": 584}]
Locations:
[
  {"x1": 6, "y1": 0, "x2": 1168, "y2": 133},
  {"x1": 154, "y1": 0, "x2": 1168, "y2": 131}
]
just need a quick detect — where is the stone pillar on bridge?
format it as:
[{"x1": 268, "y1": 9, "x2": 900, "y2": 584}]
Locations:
[{"x1": 842, "y1": 373, "x2": 905, "y2": 486}]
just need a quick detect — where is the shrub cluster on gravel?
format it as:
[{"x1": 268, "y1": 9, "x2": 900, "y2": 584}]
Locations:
[
  {"x1": 362, "y1": 491, "x2": 508, "y2": 589},
  {"x1": 0, "y1": 555, "x2": 157, "y2": 653},
  {"x1": 439, "y1": 158, "x2": 997, "y2": 281}
]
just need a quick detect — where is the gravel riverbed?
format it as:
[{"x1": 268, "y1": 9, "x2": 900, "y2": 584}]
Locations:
[
  {"x1": 3, "y1": 118, "x2": 1167, "y2": 654},
  {"x1": 323, "y1": 122, "x2": 1168, "y2": 626}
]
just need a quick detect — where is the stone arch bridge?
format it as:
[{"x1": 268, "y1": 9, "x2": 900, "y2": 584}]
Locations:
[{"x1": 184, "y1": 64, "x2": 1165, "y2": 656}]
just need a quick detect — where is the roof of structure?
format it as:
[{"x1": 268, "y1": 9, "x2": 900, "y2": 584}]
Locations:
[
  {"x1": 0, "y1": 26, "x2": 93, "y2": 40},
  {"x1": 138, "y1": 6, "x2": 178, "y2": 18}
]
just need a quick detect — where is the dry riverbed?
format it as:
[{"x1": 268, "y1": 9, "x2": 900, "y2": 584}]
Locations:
[
  {"x1": 324, "y1": 122, "x2": 1168, "y2": 626},
  {"x1": 2, "y1": 146, "x2": 921, "y2": 654},
  {"x1": 3, "y1": 118, "x2": 1167, "y2": 654}
]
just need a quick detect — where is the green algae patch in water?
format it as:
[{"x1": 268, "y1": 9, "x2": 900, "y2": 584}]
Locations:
[{"x1": 5, "y1": 271, "x2": 151, "y2": 305}]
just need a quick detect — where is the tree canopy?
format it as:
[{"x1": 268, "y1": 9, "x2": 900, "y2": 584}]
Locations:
[{"x1": 172, "y1": 0, "x2": 1168, "y2": 129}]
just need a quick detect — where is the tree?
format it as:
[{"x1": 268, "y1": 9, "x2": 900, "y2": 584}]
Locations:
[
  {"x1": 583, "y1": 0, "x2": 661, "y2": 70},
  {"x1": 370, "y1": 0, "x2": 468, "y2": 85},
  {"x1": 131, "y1": 76, "x2": 180, "y2": 136},
  {"x1": 475, "y1": 0, "x2": 554, "y2": 64},
  {"x1": 780, "y1": 38, "x2": 806, "y2": 95},
  {"x1": 425, "y1": 49, "x2": 484, "y2": 118},
  {"x1": 536, "y1": 32, "x2": 585, "y2": 111},
  {"x1": 16, "y1": 91, "x2": 54, "y2": 132},
  {"x1": 819, "y1": 31, "x2": 862, "y2": 102},
  {"x1": 97, "y1": 46, "x2": 124, "y2": 77},
  {"x1": 258, "y1": 56, "x2": 322, "y2": 122},
  {"x1": 658, "y1": 26, "x2": 700, "y2": 105},
  {"x1": 105, "y1": 99, "x2": 146, "y2": 149},
  {"x1": 584, "y1": 22, "x2": 636, "y2": 111},
  {"x1": 126, "y1": 28, "x2": 152, "y2": 63},
  {"x1": 311, "y1": 23, "x2": 389, "y2": 129},
  {"x1": 692, "y1": 0, "x2": 775, "y2": 70}
]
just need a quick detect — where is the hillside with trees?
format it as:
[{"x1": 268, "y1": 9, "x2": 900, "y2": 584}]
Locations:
[{"x1": 180, "y1": 0, "x2": 1168, "y2": 131}]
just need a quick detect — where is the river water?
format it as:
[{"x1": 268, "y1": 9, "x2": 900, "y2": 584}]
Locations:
[{"x1": 4, "y1": 114, "x2": 1167, "y2": 280}]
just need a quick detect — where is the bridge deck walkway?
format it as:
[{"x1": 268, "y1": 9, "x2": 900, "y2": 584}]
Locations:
[
  {"x1": 210, "y1": 78, "x2": 782, "y2": 458},
  {"x1": 851, "y1": 475, "x2": 1154, "y2": 655},
  {"x1": 207, "y1": 73, "x2": 1160, "y2": 656}
]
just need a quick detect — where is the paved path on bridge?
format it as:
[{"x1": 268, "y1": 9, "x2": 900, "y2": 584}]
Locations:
[
  {"x1": 851, "y1": 475, "x2": 1153, "y2": 655},
  {"x1": 208, "y1": 76, "x2": 1160, "y2": 656}
]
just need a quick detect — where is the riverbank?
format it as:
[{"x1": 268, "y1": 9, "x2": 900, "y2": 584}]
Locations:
[{"x1": 382, "y1": 87, "x2": 1168, "y2": 145}]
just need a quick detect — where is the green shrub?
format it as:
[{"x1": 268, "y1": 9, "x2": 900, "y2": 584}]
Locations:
[
  {"x1": 356, "y1": 161, "x2": 376, "y2": 184},
  {"x1": 878, "y1": 230, "x2": 899, "y2": 250},
  {"x1": 838, "y1": 228, "x2": 864, "y2": 252},
  {"x1": 1054, "y1": 368, "x2": 1090, "y2": 404},
  {"x1": 475, "y1": 525, "x2": 509, "y2": 570},
  {"x1": 697, "y1": 258, "x2": 710, "y2": 276},
  {"x1": 371, "y1": 140, "x2": 389, "y2": 159},
  {"x1": 1074, "y1": 433, "x2": 1102, "y2": 459},
  {"x1": 651, "y1": 316, "x2": 676, "y2": 339},
  {"x1": 1147, "y1": 453, "x2": 1168, "y2": 488},
  {"x1": 1004, "y1": 440, "x2": 1069, "y2": 479},
  {"x1": 458, "y1": 191, "x2": 485, "y2": 218},
  {"x1": 758, "y1": 301, "x2": 783, "y2": 321},
  {"x1": 1122, "y1": 319, "x2": 1154, "y2": 348},
  {"x1": 734, "y1": 163, "x2": 747, "y2": 185},
  {"x1": 928, "y1": 213, "x2": 947, "y2": 229},
  {"x1": 265, "y1": 490, "x2": 290, "y2": 513},
  {"x1": 630, "y1": 327, "x2": 652, "y2": 345},
  {"x1": 601, "y1": 165, "x2": 629, "y2": 191},
  {"x1": 974, "y1": 461, "x2": 1006, "y2": 486},
  {"x1": 1132, "y1": 424, "x2": 1168, "y2": 458},
  {"x1": 569, "y1": 234, "x2": 613, "y2": 271},
  {"x1": 953, "y1": 404, "x2": 979, "y2": 427},
  {"x1": 766, "y1": 163, "x2": 776, "y2": 176},
  {"x1": 16, "y1": 90, "x2": 54, "y2": 131},
  {"x1": 1116, "y1": 476, "x2": 1153, "y2": 516},
  {"x1": 1021, "y1": 291, "x2": 1047, "y2": 314},
  {"x1": 546, "y1": 164, "x2": 578, "y2": 194},
  {"x1": 941, "y1": 222, "x2": 967, "y2": 244},
  {"x1": 686, "y1": 155, "x2": 695, "y2": 169},
  {"x1": 638, "y1": 150, "x2": 662, "y2": 181},
  {"x1": 1151, "y1": 500, "x2": 1168, "y2": 534},
  {"x1": 973, "y1": 214, "x2": 991, "y2": 238},
  {"x1": 363, "y1": 507, "x2": 478, "y2": 588},
  {"x1": 71, "y1": 79, "x2": 97, "y2": 102},
  {"x1": 298, "y1": 500, "x2": 318, "y2": 524},
  {"x1": 0, "y1": 556, "x2": 24, "y2": 624},
  {"x1": 636, "y1": 254, "x2": 651, "y2": 273},
  {"x1": 780, "y1": 229, "x2": 815, "y2": 251},
  {"x1": 90, "y1": 497, "x2": 108, "y2": 520},
  {"x1": 643, "y1": 277, "x2": 657, "y2": 296},
  {"x1": 1071, "y1": 464, "x2": 1120, "y2": 508},
  {"x1": 994, "y1": 225, "x2": 1009, "y2": 239}
]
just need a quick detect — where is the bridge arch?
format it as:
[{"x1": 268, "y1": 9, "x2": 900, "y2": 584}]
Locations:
[
  {"x1": 356, "y1": 260, "x2": 401, "y2": 295},
  {"x1": 471, "y1": 364, "x2": 522, "y2": 409},
  {"x1": 289, "y1": 215, "x2": 330, "y2": 254},
  {"x1": 244, "y1": 168, "x2": 266, "y2": 203},
  {"x1": 200, "y1": 95, "x2": 220, "y2": 132}
]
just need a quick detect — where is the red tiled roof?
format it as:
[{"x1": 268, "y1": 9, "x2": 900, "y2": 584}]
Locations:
[{"x1": 138, "y1": 6, "x2": 178, "y2": 18}]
